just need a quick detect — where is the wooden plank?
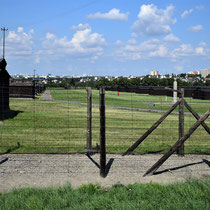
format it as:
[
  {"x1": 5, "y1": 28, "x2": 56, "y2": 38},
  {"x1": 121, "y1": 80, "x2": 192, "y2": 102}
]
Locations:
[
  {"x1": 184, "y1": 99, "x2": 210, "y2": 134},
  {"x1": 100, "y1": 88, "x2": 106, "y2": 178},
  {"x1": 86, "y1": 87, "x2": 92, "y2": 150},
  {"x1": 123, "y1": 99, "x2": 181, "y2": 156},
  {"x1": 143, "y1": 109, "x2": 210, "y2": 176},
  {"x1": 177, "y1": 89, "x2": 184, "y2": 156}
]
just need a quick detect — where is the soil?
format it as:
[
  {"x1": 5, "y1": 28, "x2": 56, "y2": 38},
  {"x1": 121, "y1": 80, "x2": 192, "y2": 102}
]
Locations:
[{"x1": 0, "y1": 154, "x2": 210, "y2": 193}]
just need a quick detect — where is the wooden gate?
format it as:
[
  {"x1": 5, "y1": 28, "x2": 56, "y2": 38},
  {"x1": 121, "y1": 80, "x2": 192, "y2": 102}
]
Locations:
[{"x1": 123, "y1": 88, "x2": 210, "y2": 176}]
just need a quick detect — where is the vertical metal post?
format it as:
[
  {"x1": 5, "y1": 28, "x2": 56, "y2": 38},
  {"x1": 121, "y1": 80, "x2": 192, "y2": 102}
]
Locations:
[
  {"x1": 1, "y1": 27, "x2": 8, "y2": 58},
  {"x1": 86, "y1": 87, "x2": 92, "y2": 149},
  {"x1": 99, "y1": 88, "x2": 106, "y2": 177},
  {"x1": 178, "y1": 88, "x2": 184, "y2": 156}
]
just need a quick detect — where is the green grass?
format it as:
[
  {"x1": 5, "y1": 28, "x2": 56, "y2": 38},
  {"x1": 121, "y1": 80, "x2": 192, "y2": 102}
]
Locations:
[
  {"x1": 0, "y1": 89, "x2": 209, "y2": 154},
  {"x1": 51, "y1": 88, "x2": 210, "y2": 114},
  {"x1": 0, "y1": 179, "x2": 210, "y2": 210}
]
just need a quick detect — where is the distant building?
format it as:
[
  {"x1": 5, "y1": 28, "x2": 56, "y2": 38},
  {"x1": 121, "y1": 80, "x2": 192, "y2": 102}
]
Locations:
[
  {"x1": 188, "y1": 71, "x2": 200, "y2": 75},
  {"x1": 9, "y1": 78, "x2": 45, "y2": 98},
  {"x1": 9, "y1": 78, "x2": 35, "y2": 98},
  {"x1": 0, "y1": 58, "x2": 11, "y2": 119},
  {"x1": 201, "y1": 69, "x2": 210, "y2": 78},
  {"x1": 150, "y1": 71, "x2": 159, "y2": 76}
]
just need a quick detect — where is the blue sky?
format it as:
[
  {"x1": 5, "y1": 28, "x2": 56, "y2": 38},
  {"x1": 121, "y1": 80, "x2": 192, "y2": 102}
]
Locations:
[{"x1": 1, "y1": 0, "x2": 210, "y2": 76}]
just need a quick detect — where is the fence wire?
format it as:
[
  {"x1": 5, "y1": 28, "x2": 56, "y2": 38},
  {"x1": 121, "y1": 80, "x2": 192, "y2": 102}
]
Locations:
[{"x1": 0, "y1": 87, "x2": 209, "y2": 154}]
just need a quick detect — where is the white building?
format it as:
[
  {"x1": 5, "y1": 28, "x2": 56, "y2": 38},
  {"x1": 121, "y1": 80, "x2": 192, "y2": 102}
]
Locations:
[{"x1": 201, "y1": 69, "x2": 210, "y2": 78}]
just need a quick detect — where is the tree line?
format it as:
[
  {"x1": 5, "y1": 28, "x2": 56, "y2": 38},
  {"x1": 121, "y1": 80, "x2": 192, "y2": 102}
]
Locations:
[{"x1": 45, "y1": 75, "x2": 210, "y2": 88}]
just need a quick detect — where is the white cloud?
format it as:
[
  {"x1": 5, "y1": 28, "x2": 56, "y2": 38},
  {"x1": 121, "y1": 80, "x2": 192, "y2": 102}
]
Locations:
[
  {"x1": 181, "y1": 9, "x2": 194, "y2": 18},
  {"x1": 6, "y1": 27, "x2": 34, "y2": 57},
  {"x1": 115, "y1": 40, "x2": 123, "y2": 45},
  {"x1": 114, "y1": 36, "x2": 209, "y2": 62},
  {"x1": 171, "y1": 44, "x2": 207, "y2": 58},
  {"x1": 42, "y1": 24, "x2": 106, "y2": 61},
  {"x1": 171, "y1": 44, "x2": 194, "y2": 58},
  {"x1": 71, "y1": 23, "x2": 90, "y2": 31},
  {"x1": 46, "y1": 32, "x2": 56, "y2": 40},
  {"x1": 199, "y1": 42, "x2": 206, "y2": 47},
  {"x1": 181, "y1": 6, "x2": 204, "y2": 19},
  {"x1": 132, "y1": 4, "x2": 176, "y2": 37},
  {"x1": 17, "y1": 27, "x2": 24, "y2": 33},
  {"x1": 87, "y1": 8, "x2": 129, "y2": 21},
  {"x1": 163, "y1": 34, "x2": 180, "y2": 42},
  {"x1": 195, "y1": 47, "x2": 205, "y2": 55},
  {"x1": 188, "y1": 24, "x2": 203, "y2": 32},
  {"x1": 195, "y1": 5, "x2": 204, "y2": 10},
  {"x1": 114, "y1": 38, "x2": 162, "y2": 61},
  {"x1": 150, "y1": 45, "x2": 168, "y2": 57},
  {"x1": 127, "y1": 38, "x2": 137, "y2": 44}
]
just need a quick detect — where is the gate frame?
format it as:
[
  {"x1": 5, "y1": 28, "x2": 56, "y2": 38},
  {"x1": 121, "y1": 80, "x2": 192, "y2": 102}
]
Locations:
[
  {"x1": 144, "y1": 109, "x2": 210, "y2": 176},
  {"x1": 123, "y1": 88, "x2": 210, "y2": 176}
]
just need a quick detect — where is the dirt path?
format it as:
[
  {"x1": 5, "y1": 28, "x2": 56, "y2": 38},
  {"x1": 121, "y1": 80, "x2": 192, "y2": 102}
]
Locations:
[
  {"x1": 40, "y1": 89, "x2": 53, "y2": 100},
  {"x1": 0, "y1": 154, "x2": 209, "y2": 193}
]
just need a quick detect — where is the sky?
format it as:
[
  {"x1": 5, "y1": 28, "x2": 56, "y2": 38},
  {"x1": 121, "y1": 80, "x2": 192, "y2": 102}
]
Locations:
[{"x1": 1, "y1": 0, "x2": 210, "y2": 76}]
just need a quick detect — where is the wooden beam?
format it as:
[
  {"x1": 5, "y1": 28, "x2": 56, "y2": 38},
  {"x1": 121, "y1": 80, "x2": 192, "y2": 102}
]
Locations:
[
  {"x1": 143, "y1": 109, "x2": 210, "y2": 176},
  {"x1": 183, "y1": 99, "x2": 210, "y2": 135},
  {"x1": 86, "y1": 87, "x2": 92, "y2": 150},
  {"x1": 100, "y1": 88, "x2": 106, "y2": 178},
  {"x1": 123, "y1": 99, "x2": 181, "y2": 156},
  {"x1": 177, "y1": 89, "x2": 184, "y2": 156}
]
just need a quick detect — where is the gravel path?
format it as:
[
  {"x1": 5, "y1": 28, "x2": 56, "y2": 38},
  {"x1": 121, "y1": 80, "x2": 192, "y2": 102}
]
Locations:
[{"x1": 0, "y1": 154, "x2": 209, "y2": 193}]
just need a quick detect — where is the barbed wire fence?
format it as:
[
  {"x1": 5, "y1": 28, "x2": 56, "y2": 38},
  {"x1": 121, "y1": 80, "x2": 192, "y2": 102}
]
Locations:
[{"x1": 0, "y1": 86, "x2": 209, "y2": 155}]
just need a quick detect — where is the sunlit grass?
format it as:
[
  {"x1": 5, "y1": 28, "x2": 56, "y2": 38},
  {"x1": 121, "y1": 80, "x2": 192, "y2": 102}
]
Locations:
[
  {"x1": 51, "y1": 88, "x2": 210, "y2": 114},
  {"x1": 0, "y1": 179, "x2": 210, "y2": 210},
  {"x1": 0, "y1": 89, "x2": 209, "y2": 154}
]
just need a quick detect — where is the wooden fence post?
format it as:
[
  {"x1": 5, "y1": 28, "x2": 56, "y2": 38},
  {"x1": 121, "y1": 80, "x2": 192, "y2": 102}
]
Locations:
[
  {"x1": 86, "y1": 87, "x2": 92, "y2": 150},
  {"x1": 144, "y1": 109, "x2": 210, "y2": 176},
  {"x1": 99, "y1": 88, "x2": 106, "y2": 177},
  {"x1": 178, "y1": 88, "x2": 184, "y2": 156}
]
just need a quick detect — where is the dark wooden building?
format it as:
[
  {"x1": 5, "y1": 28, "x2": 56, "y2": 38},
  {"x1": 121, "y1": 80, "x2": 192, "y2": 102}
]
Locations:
[
  {"x1": 9, "y1": 78, "x2": 35, "y2": 98},
  {"x1": 9, "y1": 79, "x2": 46, "y2": 98},
  {"x1": 193, "y1": 88, "x2": 210, "y2": 100},
  {"x1": 104, "y1": 85, "x2": 210, "y2": 100},
  {"x1": 0, "y1": 58, "x2": 11, "y2": 119}
]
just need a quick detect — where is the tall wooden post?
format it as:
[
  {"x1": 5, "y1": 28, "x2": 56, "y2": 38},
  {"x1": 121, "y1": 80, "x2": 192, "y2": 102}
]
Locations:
[
  {"x1": 178, "y1": 88, "x2": 184, "y2": 156},
  {"x1": 86, "y1": 87, "x2": 92, "y2": 149},
  {"x1": 100, "y1": 88, "x2": 106, "y2": 177},
  {"x1": 173, "y1": 78, "x2": 177, "y2": 103}
]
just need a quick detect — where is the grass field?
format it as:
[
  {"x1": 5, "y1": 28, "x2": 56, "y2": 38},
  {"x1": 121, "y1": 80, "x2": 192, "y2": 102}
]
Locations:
[
  {"x1": 0, "y1": 88, "x2": 209, "y2": 154},
  {"x1": 51, "y1": 88, "x2": 210, "y2": 114},
  {"x1": 0, "y1": 179, "x2": 210, "y2": 209}
]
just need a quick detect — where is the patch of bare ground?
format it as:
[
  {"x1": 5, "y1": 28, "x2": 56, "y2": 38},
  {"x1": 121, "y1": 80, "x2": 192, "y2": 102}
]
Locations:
[{"x1": 0, "y1": 154, "x2": 209, "y2": 193}]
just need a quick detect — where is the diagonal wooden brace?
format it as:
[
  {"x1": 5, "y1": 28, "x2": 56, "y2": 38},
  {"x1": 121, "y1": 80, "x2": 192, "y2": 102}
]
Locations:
[
  {"x1": 183, "y1": 99, "x2": 210, "y2": 135},
  {"x1": 123, "y1": 99, "x2": 181, "y2": 156},
  {"x1": 143, "y1": 109, "x2": 210, "y2": 176}
]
